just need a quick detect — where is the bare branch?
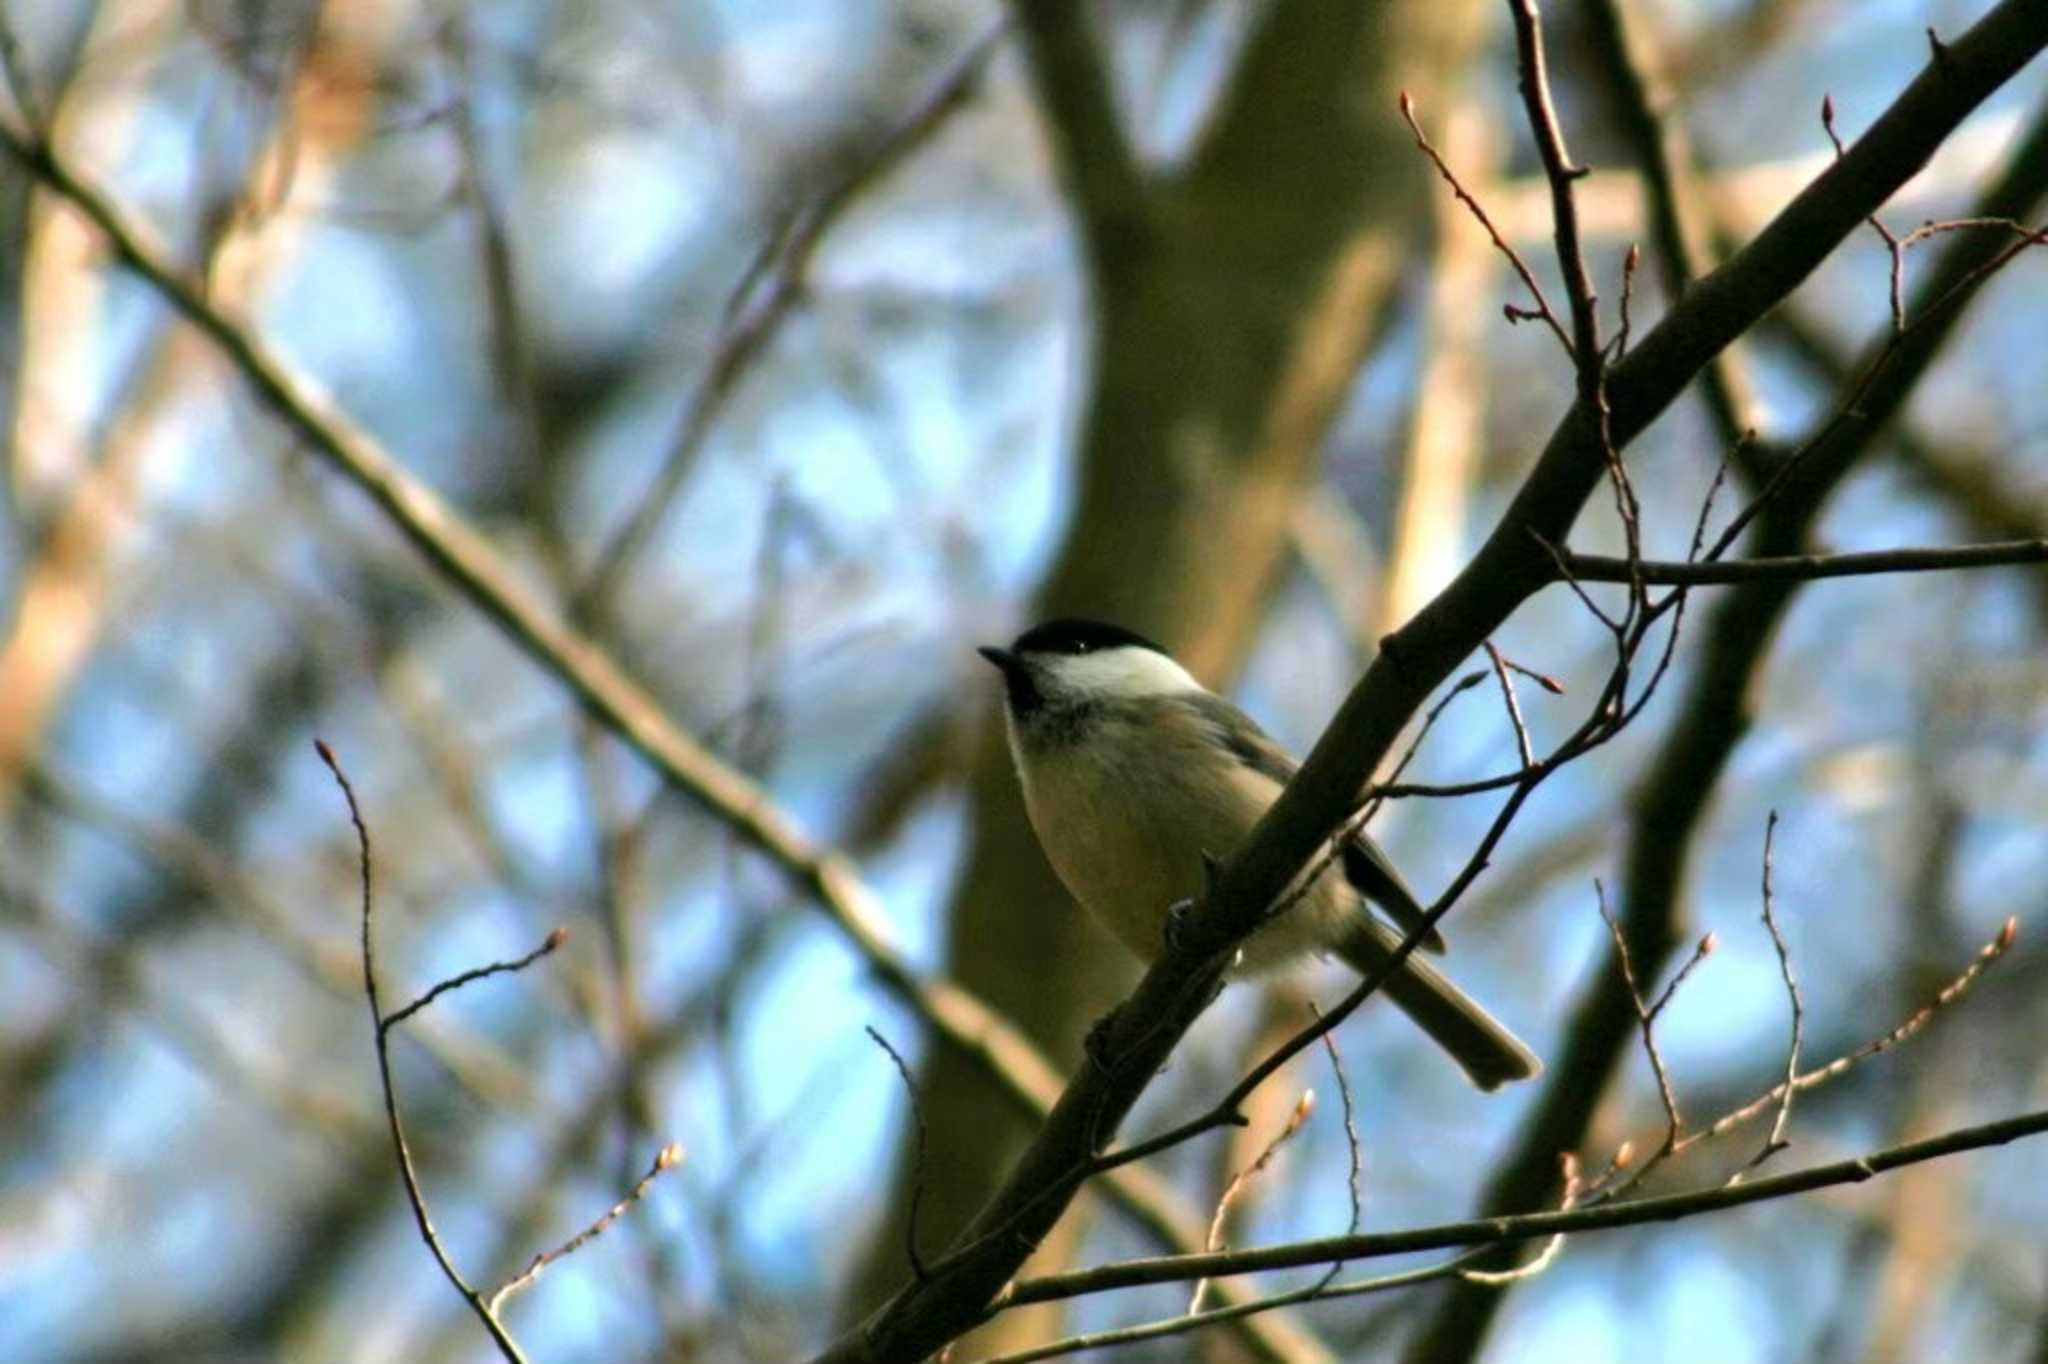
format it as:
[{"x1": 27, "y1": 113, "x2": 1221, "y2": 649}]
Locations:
[
  {"x1": 1746, "y1": 811, "x2": 1805, "y2": 1177},
  {"x1": 1457, "y1": 1154, "x2": 1581, "y2": 1286},
  {"x1": 1505, "y1": 0, "x2": 1602, "y2": 376},
  {"x1": 970, "y1": 1253, "x2": 1494, "y2": 1364},
  {"x1": 1563, "y1": 538, "x2": 2048, "y2": 584},
  {"x1": 1320, "y1": 1026, "x2": 1364, "y2": 1241},
  {"x1": 1581, "y1": 0, "x2": 1758, "y2": 452},
  {"x1": 1189, "y1": 1089, "x2": 1314, "y2": 1314},
  {"x1": 1599, "y1": 882, "x2": 1713, "y2": 1151},
  {"x1": 489, "y1": 1143, "x2": 686, "y2": 1315},
  {"x1": 382, "y1": 927, "x2": 568, "y2": 1030},
  {"x1": 1670, "y1": 917, "x2": 2019, "y2": 1162},
  {"x1": 865, "y1": 1026, "x2": 932, "y2": 1283},
  {"x1": 998, "y1": 1105, "x2": 2048, "y2": 1308},
  {"x1": 1483, "y1": 641, "x2": 1536, "y2": 769},
  {"x1": 316, "y1": 740, "x2": 530, "y2": 1364},
  {"x1": 0, "y1": 59, "x2": 1371, "y2": 1350},
  {"x1": 1400, "y1": 90, "x2": 1572, "y2": 357}
]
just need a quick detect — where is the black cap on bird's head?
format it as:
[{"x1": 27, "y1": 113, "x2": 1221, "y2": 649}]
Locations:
[
  {"x1": 976, "y1": 618, "x2": 1164, "y2": 670},
  {"x1": 978, "y1": 618, "x2": 1177, "y2": 716},
  {"x1": 1010, "y1": 618, "x2": 1165, "y2": 658}
]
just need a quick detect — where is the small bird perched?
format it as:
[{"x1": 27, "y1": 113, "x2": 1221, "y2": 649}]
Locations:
[{"x1": 979, "y1": 618, "x2": 1540, "y2": 1091}]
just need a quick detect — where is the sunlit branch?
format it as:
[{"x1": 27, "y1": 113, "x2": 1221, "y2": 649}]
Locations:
[
  {"x1": 0, "y1": 102, "x2": 1258, "y2": 1322},
  {"x1": 1563, "y1": 539, "x2": 2048, "y2": 584},
  {"x1": 998, "y1": 1106, "x2": 2048, "y2": 1308}
]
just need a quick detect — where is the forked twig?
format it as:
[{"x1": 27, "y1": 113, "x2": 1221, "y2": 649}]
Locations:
[
  {"x1": 1399, "y1": 90, "x2": 1573, "y2": 357},
  {"x1": 1505, "y1": 0, "x2": 1602, "y2": 374},
  {"x1": 1677, "y1": 917, "x2": 2018, "y2": 1162},
  {"x1": 319, "y1": 740, "x2": 677, "y2": 1356},
  {"x1": 1742, "y1": 811, "x2": 1804, "y2": 1178},
  {"x1": 318, "y1": 739, "x2": 531, "y2": 1364},
  {"x1": 1598, "y1": 878, "x2": 1716, "y2": 1155},
  {"x1": 1587, "y1": 916, "x2": 2020, "y2": 1201},
  {"x1": 1484, "y1": 641, "x2": 1536, "y2": 769}
]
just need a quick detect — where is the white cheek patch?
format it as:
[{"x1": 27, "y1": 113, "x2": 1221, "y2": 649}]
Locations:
[{"x1": 1050, "y1": 647, "x2": 1205, "y2": 699}]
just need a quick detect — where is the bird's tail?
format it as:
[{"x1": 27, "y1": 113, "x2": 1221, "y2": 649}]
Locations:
[{"x1": 1335, "y1": 919, "x2": 1541, "y2": 1091}]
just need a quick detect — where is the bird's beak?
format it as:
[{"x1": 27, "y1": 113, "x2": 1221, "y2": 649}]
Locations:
[{"x1": 977, "y1": 645, "x2": 1017, "y2": 671}]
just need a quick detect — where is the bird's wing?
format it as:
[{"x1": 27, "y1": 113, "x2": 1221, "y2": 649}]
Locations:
[{"x1": 1175, "y1": 692, "x2": 1445, "y2": 954}]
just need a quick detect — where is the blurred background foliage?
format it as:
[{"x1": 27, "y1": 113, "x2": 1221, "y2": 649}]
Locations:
[{"x1": 0, "y1": 1, "x2": 2045, "y2": 1361}]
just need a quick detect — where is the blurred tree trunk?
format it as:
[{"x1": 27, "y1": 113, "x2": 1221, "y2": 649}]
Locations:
[{"x1": 846, "y1": 1, "x2": 1485, "y2": 1352}]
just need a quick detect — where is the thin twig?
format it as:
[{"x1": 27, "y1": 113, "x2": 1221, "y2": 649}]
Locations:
[
  {"x1": 1822, "y1": 93, "x2": 1909, "y2": 331},
  {"x1": 1484, "y1": 641, "x2": 1536, "y2": 769},
  {"x1": 1586, "y1": 916, "x2": 2019, "y2": 1202},
  {"x1": 1503, "y1": 658, "x2": 1566, "y2": 695},
  {"x1": 1612, "y1": 242, "x2": 1641, "y2": 359},
  {"x1": 1644, "y1": 928, "x2": 1717, "y2": 1025},
  {"x1": 1321, "y1": 1027, "x2": 1363, "y2": 1240},
  {"x1": 1188, "y1": 1089, "x2": 1313, "y2": 1313},
  {"x1": 489, "y1": 1143, "x2": 686, "y2": 1314},
  {"x1": 865, "y1": 1026, "x2": 932, "y2": 1282},
  {"x1": 1354, "y1": 669, "x2": 1490, "y2": 826},
  {"x1": 1687, "y1": 446, "x2": 1740, "y2": 565},
  {"x1": 1672, "y1": 917, "x2": 2017, "y2": 1163},
  {"x1": 382, "y1": 927, "x2": 567, "y2": 1029},
  {"x1": 1399, "y1": 90, "x2": 1573, "y2": 357},
  {"x1": 1528, "y1": 527, "x2": 1624, "y2": 633},
  {"x1": 1563, "y1": 538, "x2": 2048, "y2": 584},
  {"x1": 316, "y1": 740, "x2": 530, "y2": 1364},
  {"x1": 1458, "y1": 1153, "x2": 1581, "y2": 1285},
  {"x1": 1371, "y1": 563, "x2": 1686, "y2": 804},
  {"x1": 971, "y1": 1251, "x2": 1499, "y2": 1364},
  {"x1": 1598, "y1": 880, "x2": 1707, "y2": 1151},
  {"x1": 996, "y1": 1105, "x2": 2048, "y2": 1308},
  {"x1": 1744, "y1": 811, "x2": 1804, "y2": 1177},
  {"x1": 1291, "y1": 1021, "x2": 1366, "y2": 1301},
  {"x1": 1505, "y1": 0, "x2": 1601, "y2": 375}
]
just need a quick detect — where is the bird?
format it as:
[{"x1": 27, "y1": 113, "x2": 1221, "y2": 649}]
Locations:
[{"x1": 978, "y1": 617, "x2": 1540, "y2": 1090}]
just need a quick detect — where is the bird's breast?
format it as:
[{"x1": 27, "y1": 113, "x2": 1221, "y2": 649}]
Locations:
[{"x1": 1014, "y1": 711, "x2": 1337, "y2": 968}]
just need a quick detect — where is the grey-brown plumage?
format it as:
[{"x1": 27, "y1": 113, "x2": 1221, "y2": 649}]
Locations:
[{"x1": 980, "y1": 619, "x2": 1539, "y2": 1091}]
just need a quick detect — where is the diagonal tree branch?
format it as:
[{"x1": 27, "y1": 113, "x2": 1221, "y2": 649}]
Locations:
[
  {"x1": 995, "y1": 1104, "x2": 2048, "y2": 1306},
  {"x1": 0, "y1": 119, "x2": 1062, "y2": 1120},
  {"x1": 0, "y1": 99, "x2": 1300, "y2": 1348},
  {"x1": 819, "y1": 5, "x2": 2048, "y2": 1359},
  {"x1": 1407, "y1": 20, "x2": 2048, "y2": 1363},
  {"x1": 1251, "y1": 0, "x2": 2047, "y2": 937},
  {"x1": 1562, "y1": 539, "x2": 2048, "y2": 584}
]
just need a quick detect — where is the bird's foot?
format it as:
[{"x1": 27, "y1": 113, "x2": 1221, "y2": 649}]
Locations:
[{"x1": 1083, "y1": 1005, "x2": 1125, "y2": 1075}]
